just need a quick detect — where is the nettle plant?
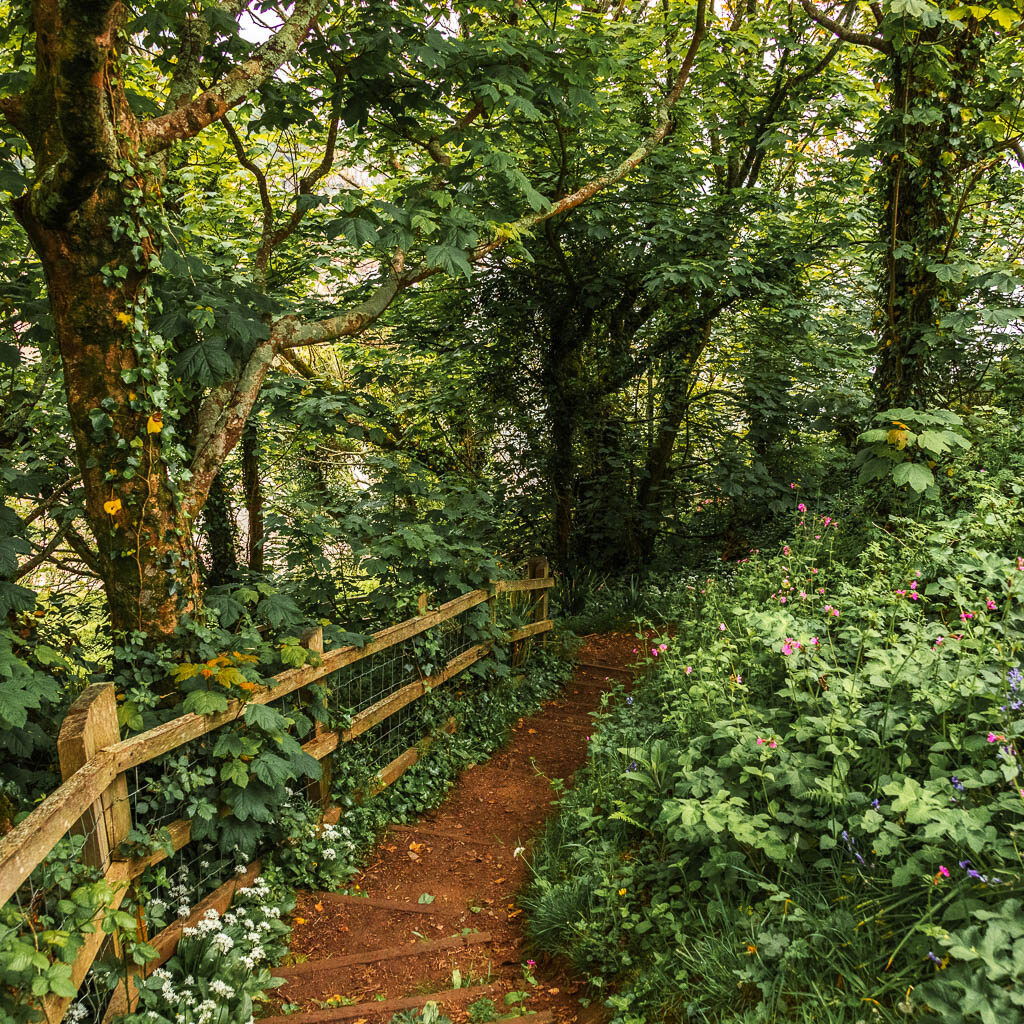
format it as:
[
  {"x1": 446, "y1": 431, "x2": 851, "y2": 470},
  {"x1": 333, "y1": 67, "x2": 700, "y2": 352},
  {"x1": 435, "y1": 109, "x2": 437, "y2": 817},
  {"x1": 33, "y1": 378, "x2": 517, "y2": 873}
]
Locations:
[{"x1": 525, "y1": 490, "x2": 1024, "y2": 1022}]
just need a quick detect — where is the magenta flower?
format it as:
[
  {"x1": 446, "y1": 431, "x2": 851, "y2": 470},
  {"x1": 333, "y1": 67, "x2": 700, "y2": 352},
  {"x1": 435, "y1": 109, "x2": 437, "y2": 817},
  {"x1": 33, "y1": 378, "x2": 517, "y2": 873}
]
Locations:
[
  {"x1": 757, "y1": 737, "x2": 764, "y2": 745},
  {"x1": 938, "y1": 865, "x2": 949, "y2": 878},
  {"x1": 798, "y1": 503, "x2": 806, "y2": 512},
  {"x1": 685, "y1": 665, "x2": 692, "y2": 675},
  {"x1": 783, "y1": 545, "x2": 791, "y2": 556},
  {"x1": 719, "y1": 623, "x2": 726, "y2": 631},
  {"x1": 987, "y1": 599, "x2": 997, "y2": 611},
  {"x1": 790, "y1": 482, "x2": 797, "y2": 489}
]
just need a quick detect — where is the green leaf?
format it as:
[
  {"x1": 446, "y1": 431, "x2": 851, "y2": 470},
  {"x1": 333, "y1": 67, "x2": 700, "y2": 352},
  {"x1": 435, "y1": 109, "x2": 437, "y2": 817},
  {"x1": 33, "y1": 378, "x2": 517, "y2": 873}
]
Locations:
[
  {"x1": 892, "y1": 461, "x2": 934, "y2": 493},
  {"x1": 182, "y1": 690, "x2": 229, "y2": 716}
]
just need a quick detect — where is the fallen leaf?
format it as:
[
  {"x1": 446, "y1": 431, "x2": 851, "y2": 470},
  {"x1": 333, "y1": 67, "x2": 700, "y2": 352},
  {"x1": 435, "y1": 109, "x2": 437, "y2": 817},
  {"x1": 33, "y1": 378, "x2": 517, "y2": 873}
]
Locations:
[
  {"x1": 548, "y1": 988, "x2": 560, "y2": 995},
  {"x1": 314, "y1": 902, "x2": 324, "y2": 912},
  {"x1": 147, "y1": 412, "x2": 163, "y2": 434},
  {"x1": 408, "y1": 851, "x2": 420, "y2": 861},
  {"x1": 103, "y1": 498, "x2": 122, "y2": 516},
  {"x1": 493, "y1": 878, "x2": 505, "y2": 884}
]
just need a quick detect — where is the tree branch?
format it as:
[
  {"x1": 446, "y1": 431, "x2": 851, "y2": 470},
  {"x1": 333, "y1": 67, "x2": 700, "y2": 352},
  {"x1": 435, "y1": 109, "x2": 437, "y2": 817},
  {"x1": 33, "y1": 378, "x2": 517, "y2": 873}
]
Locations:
[
  {"x1": 797, "y1": 0, "x2": 892, "y2": 54},
  {"x1": 186, "y1": 337, "x2": 278, "y2": 515},
  {"x1": 14, "y1": 522, "x2": 70, "y2": 581},
  {"x1": 274, "y1": 0, "x2": 710, "y2": 350},
  {"x1": 141, "y1": 0, "x2": 324, "y2": 154}
]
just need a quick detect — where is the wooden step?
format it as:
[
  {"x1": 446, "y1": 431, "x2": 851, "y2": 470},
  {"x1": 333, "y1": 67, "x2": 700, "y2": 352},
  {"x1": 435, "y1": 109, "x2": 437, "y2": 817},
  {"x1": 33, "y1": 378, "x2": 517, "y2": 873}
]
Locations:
[
  {"x1": 389, "y1": 822, "x2": 506, "y2": 846},
  {"x1": 258, "y1": 982, "x2": 505, "y2": 1023},
  {"x1": 274, "y1": 931, "x2": 493, "y2": 980},
  {"x1": 313, "y1": 891, "x2": 460, "y2": 916},
  {"x1": 577, "y1": 660, "x2": 635, "y2": 675}
]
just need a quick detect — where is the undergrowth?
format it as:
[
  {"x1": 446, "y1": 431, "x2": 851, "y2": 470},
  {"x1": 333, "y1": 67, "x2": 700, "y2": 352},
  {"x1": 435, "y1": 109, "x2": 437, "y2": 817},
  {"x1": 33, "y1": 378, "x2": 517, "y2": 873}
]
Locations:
[{"x1": 523, "y1": 479, "x2": 1024, "y2": 1023}]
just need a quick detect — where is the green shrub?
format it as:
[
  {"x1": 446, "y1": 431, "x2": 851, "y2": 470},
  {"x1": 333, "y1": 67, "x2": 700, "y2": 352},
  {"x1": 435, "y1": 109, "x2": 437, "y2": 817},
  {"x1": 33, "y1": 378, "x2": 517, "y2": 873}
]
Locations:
[{"x1": 524, "y1": 485, "x2": 1024, "y2": 1023}]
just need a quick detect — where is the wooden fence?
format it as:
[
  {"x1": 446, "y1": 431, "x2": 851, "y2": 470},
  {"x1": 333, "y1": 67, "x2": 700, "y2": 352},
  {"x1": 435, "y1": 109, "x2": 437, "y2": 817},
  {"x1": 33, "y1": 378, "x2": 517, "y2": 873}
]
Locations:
[{"x1": 0, "y1": 558, "x2": 553, "y2": 1024}]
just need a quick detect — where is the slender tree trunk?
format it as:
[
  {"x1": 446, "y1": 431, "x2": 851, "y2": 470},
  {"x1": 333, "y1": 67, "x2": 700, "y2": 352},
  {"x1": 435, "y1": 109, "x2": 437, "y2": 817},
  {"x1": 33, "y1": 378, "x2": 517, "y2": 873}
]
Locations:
[
  {"x1": 632, "y1": 325, "x2": 709, "y2": 564},
  {"x1": 202, "y1": 471, "x2": 238, "y2": 587},
  {"x1": 242, "y1": 419, "x2": 265, "y2": 572}
]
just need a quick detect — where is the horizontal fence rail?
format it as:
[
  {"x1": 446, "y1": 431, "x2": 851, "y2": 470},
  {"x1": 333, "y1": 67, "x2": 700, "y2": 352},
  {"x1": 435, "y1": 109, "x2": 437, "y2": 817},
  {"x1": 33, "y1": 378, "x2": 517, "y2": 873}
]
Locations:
[{"x1": 0, "y1": 561, "x2": 554, "y2": 1024}]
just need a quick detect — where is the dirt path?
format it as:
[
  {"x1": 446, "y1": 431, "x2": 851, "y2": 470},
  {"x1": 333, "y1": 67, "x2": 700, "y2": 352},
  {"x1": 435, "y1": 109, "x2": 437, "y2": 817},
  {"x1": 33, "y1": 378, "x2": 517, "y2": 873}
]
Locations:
[{"x1": 258, "y1": 633, "x2": 639, "y2": 1024}]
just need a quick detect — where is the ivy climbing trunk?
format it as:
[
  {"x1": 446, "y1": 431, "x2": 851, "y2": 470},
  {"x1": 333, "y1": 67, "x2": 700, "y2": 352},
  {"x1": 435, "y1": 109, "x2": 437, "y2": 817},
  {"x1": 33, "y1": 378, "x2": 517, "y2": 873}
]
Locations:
[{"x1": 14, "y1": 188, "x2": 203, "y2": 639}]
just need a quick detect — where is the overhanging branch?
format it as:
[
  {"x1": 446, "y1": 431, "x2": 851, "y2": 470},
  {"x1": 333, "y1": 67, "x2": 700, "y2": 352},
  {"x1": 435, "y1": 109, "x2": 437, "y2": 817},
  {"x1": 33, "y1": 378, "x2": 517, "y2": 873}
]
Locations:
[
  {"x1": 273, "y1": 0, "x2": 710, "y2": 350},
  {"x1": 141, "y1": 0, "x2": 324, "y2": 154}
]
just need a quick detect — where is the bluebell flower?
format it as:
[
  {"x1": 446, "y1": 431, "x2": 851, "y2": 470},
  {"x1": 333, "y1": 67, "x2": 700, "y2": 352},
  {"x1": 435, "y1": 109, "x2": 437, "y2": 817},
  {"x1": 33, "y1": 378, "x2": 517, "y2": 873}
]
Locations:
[{"x1": 951, "y1": 776, "x2": 964, "y2": 792}]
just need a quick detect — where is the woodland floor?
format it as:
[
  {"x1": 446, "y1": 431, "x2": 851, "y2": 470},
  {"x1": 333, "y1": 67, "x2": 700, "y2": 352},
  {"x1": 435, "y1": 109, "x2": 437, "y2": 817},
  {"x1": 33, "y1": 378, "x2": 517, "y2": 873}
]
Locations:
[{"x1": 259, "y1": 633, "x2": 641, "y2": 1024}]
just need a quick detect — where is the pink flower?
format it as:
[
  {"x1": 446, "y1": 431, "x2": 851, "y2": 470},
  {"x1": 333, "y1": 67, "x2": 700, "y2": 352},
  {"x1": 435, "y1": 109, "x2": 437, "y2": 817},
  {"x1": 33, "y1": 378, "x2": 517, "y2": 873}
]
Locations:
[
  {"x1": 988, "y1": 732, "x2": 998, "y2": 743},
  {"x1": 527, "y1": 959, "x2": 536, "y2": 967},
  {"x1": 659, "y1": 643, "x2": 668, "y2": 652},
  {"x1": 823, "y1": 517, "x2": 832, "y2": 527},
  {"x1": 757, "y1": 737, "x2": 764, "y2": 745},
  {"x1": 779, "y1": 596, "x2": 787, "y2": 604},
  {"x1": 938, "y1": 865, "x2": 949, "y2": 878},
  {"x1": 685, "y1": 665, "x2": 692, "y2": 674},
  {"x1": 790, "y1": 482, "x2": 797, "y2": 489},
  {"x1": 815, "y1": 534, "x2": 821, "y2": 540},
  {"x1": 769, "y1": 740, "x2": 777, "y2": 749},
  {"x1": 817, "y1": 587, "x2": 825, "y2": 594},
  {"x1": 782, "y1": 642, "x2": 793, "y2": 655},
  {"x1": 651, "y1": 648, "x2": 658, "y2": 656},
  {"x1": 798, "y1": 503, "x2": 806, "y2": 512},
  {"x1": 736, "y1": 674, "x2": 742, "y2": 683},
  {"x1": 987, "y1": 600, "x2": 997, "y2": 611},
  {"x1": 719, "y1": 623, "x2": 726, "y2": 631},
  {"x1": 811, "y1": 567, "x2": 818, "y2": 574},
  {"x1": 783, "y1": 546, "x2": 791, "y2": 556},
  {"x1": 910, "y1": 581, "x2": 917, "y2": 590},
  {"x1": 910, "y1": 592, "x2": 919, "y2": 601},
  {"x1": 632, "y1": 647, "x2": 638, "y2": 653},
  {"x1": 810, "y1": 637, "x2": 819, "y2": 645}
]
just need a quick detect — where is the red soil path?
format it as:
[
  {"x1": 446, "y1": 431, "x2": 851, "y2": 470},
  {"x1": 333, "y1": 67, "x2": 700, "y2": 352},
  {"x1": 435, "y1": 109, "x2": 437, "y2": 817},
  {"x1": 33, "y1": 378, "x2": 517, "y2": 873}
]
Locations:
[{"x1": 258, "y1": 633, "x2": 640, "y2": 1024}]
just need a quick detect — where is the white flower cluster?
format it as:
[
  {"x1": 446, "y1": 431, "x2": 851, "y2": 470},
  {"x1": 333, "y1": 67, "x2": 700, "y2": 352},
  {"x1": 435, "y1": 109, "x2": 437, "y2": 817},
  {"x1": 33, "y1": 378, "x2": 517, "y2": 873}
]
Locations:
[
  {"x1": 67, "y1": 1003, "x2": 88, "y2": 1023},
  {"x1": 137, "y1": 875, "x2": 282, "y2": 1024}
]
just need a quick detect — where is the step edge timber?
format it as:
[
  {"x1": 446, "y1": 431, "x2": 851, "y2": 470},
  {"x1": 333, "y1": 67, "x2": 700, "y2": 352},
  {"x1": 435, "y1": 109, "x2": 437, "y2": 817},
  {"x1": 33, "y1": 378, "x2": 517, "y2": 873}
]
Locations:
[
  {"x1": 389, "y1": 822, "x2": 508, "y2": 846},
  {"x1": 258, "y1": 981, "x2": 505, "y2": 1024},
  {"x1": 273, "y1": 931, "x2": 493, "y2": 979},
  {"x1": 313, "y1": 890, "x2": 461, "y2": 916},
  {"x1": 576, "y1": 660, "x2": 635, "y2": 675}
]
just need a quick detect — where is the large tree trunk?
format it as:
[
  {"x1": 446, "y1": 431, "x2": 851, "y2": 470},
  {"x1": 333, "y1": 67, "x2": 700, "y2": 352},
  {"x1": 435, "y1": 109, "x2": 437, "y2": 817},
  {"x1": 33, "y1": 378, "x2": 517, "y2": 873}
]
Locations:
[{"x1": 13, "y1": 190, "x2": 202, "y2": 639}]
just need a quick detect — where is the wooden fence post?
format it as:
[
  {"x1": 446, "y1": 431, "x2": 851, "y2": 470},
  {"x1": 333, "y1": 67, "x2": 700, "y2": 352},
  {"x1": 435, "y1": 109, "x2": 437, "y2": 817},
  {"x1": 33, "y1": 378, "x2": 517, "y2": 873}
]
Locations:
[
  {"x1": 527, "y1": 556, "x2": 551, "y2": 648},
  {"x1": 300, "y1": 627, "x2": 331, "y2": 809},
  {"x1": 57, "y1": 683, "x2": 131, "y2": 869}
]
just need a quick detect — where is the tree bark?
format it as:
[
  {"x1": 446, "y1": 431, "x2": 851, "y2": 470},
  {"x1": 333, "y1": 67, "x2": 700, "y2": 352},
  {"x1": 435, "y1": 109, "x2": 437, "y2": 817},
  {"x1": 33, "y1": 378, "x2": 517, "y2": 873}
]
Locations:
[
  {"x1": 242, "y1": 419, "x2": 265, "y2": 572},
  {"x1": 13, "y1": 190, "x2": 202, "y2": 638}
]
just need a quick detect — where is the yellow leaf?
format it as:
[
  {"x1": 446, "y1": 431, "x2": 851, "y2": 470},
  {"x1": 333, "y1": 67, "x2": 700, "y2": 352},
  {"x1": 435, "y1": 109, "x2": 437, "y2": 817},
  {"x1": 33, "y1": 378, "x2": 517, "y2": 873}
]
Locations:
[
  {"x1": 887, "y1": 428, "x2": 908, "y2": 450},
  {"x1": 147, "y1": 413, "x2": 163, "y2": 434},
  {"x1": 103, "y1": 498, "x2": 122, "y2": 515}
]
